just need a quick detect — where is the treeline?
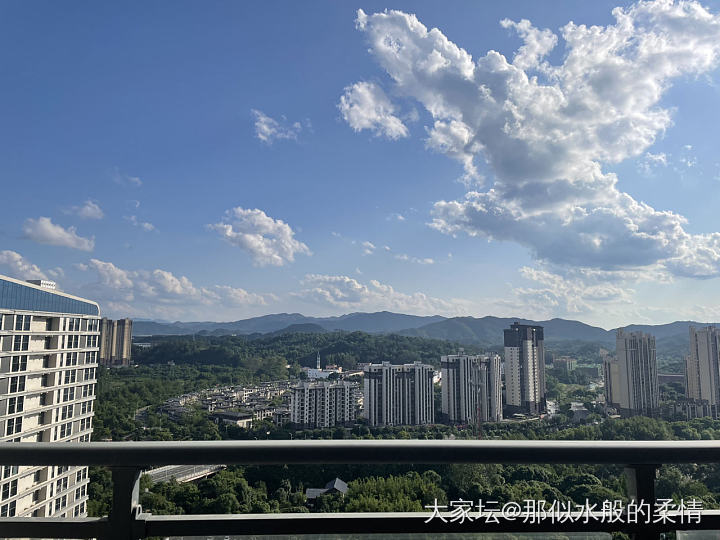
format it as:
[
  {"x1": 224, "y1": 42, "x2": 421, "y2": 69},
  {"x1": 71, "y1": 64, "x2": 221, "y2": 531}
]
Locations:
[{"x1": 135, "y1": 331, "x2": 481, "y2": 370}]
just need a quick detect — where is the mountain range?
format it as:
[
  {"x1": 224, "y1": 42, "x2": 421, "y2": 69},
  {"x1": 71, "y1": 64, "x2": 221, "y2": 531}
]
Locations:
[{"x1": 133, "y1": 312, "x2": 713, "y2": 350}]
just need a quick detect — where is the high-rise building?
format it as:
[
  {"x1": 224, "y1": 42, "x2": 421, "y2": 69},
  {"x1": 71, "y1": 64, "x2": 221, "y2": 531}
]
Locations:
[
  {"x1": 602, "y1": 355, "x2": 622, "y2": 410},
  {"x1": 0, "y1": 275, "x2": 99, "y2": 518},
  {"x1": 441, "y1": 352, "x2": 502, "y2": 425},
  {"x1": 290, "y1": 380, "x2": 359, "y2": 428},
  {"x1": 504, "y1": 323, "x2": 546, "y2": 415},
  {"x1": 363, "y1": 361, "x2": 434, "y2": 427},
  {"x1": 615, "y1": 329, "x2": 659, "y2": 417},
  {"x1": 98, "y1": 318, "x2": 132, "y2": 367},
  {"x1": 685, "y1": 326, "x2": 720, "y2": 418}
]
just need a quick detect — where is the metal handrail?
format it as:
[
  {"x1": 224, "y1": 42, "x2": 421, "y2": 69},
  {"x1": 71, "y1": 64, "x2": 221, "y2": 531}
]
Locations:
[{"x1": 1, "y1": 439, "x2": 720, "y2": 540}]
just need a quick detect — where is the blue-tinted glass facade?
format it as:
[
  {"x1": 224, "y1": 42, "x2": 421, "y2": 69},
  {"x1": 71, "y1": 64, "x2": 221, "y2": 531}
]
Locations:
[{"x1": 0, "y1": 278, "x2": 99, "y2": 316}]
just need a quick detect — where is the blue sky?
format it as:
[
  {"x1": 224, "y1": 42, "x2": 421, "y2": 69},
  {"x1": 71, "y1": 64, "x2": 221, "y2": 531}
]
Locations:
[{"x1": 2, "y1": 0, "x2": 720, "y2": 328}]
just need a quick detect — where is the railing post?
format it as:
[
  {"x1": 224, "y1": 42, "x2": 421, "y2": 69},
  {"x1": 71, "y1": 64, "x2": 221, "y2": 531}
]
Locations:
[
  {"x1": 108, "y1": 467, "x2": 144, "y2": 540},
  {"x1": 624, "y1": 464, "x2": 660, "y2": 540}
]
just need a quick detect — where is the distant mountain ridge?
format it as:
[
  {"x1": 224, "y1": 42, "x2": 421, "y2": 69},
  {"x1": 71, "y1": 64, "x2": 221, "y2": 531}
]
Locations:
[
  {"x1": 133, "y1": 312, "x2": 718, "y2": 351},
  {"x1": 133, "y1": 311, "x2": 445, "y2": 336}
]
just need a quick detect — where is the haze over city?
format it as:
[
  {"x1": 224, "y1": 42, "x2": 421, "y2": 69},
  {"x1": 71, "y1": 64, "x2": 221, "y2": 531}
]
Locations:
[{"x1": 3, "y1": 0, "x2": 720, "y2": 329}]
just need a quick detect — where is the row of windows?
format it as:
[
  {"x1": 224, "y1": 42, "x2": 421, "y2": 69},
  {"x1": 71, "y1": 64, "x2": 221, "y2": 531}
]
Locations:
[
  {"x1": 1, "y1": 479, "x2": 17, "y2": 499},
  {"x1": 0, "y1": 500, "x2": 15, "y2": 517}
]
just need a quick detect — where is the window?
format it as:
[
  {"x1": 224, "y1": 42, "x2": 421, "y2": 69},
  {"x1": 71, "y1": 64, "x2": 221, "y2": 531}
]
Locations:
[
  {"x1": 44, "y1": 336, "x2": 52, "y2": 350},
  {"x1": 56, "y1": 477, "x2": 68, "y2": 492},
  {"x1": 5, "y1": 417, "x2": 22, "y2": 436},
  {"x1": 61, "y1": 387, "x2": 75, "y2": 402},
  {"x1": 54, "y1": 495, "x2": 67, "y2": 512},
  {"x1": 14, "y1": 315, "x2": 31, "y2": 331},
  {"x1": 1, "y1": 479, "x2": 17, "y2": 499},
  {"x1": 56, "y1": 466, "x2": 68, "y2": 475},
  {"x1": 59, "y1": 422, "x2": 72, "y2": 438},
  {"x1": 12, "y1": 335, "x2": 29, "y2": 351},
  {"x1": 66, "y1": 352, "x2": 78, "y2": 366},
  {"x1": 79, "y1": 418, "x2": 91, "y2": 432},
  {"x1": 46, "y1": 318, "x2": 53, "y2": 331},
  {"x1": 86, "y1": 351, "x2": 97, "y2": 364},
  {"x1": 76, "y1": 469, "x2": 87, "y2": 483},
  {"x1": 86, "y1": 335, "x2": 98, "y2": 348},
  {"x1": 61, "y1": 404, "x2": 73, "y2": 420},
  {"x1": 64, "y1": 370, "x2": 77, "y2": 385},
  {"x1": 80, "y1": 400, "x2": 92, "y2": 414},
  {"x1": 9, "y1": 376, "x2": 25, "y2": 393},
  {"x1": 43, "y1": 355, "x2": 51, "y2": 368},
  {"x1": 0, "y1": 500, "x2": 16, "y2": 517},
  {"x1": 39, "y1": 393, "x2": 47, "y2": 406},
  {"x1": 2, "y1": 466, "x2": 19, "y2": 480},
  {"x1": 10, "y1": 355, "x2": 27, "y2": 372},
  {"x1": 7, "y1": 396, "x2": 24, "y2": 414}
]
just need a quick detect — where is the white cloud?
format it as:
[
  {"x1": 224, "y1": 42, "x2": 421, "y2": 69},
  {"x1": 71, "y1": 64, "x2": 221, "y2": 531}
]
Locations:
[
  {"x1": 388, "y1": 212, "x2": 406, "y2": 221},
  {"x1": 23, "y1": 217, "x2": 94, "y2": 251},
  {"x1": 113, "y1": 169, "x2": 142, "y2": 187},
  {"x1": 361, "y1": 241, "x2": 376, "y2": 255},
  {"x1": 81, "y1": 259, "x2": 274, "y2": 318},
  {"x1": 66, "y1": 200, "x2": 104, "y2": 220},
  {"x1": 208, "y1": 207, "x2": 311, "y2": 266},
  {"x1": 125, "y1": 215, "x2": 155, "y2": 231},
  {"x1": 296, "y1": 274, "x2": 466, "y2": 315},
  {"x1": 350, "y1": 3, "x2": 720, "y2": 280},
  {"x1": 338, "y1": 81, "x2": 409, "y2": 139},
  {"x1": 394, "y1": 253, "x2": 435, "y2": 265},
  {"x1": 0, "y1": 250, "x2": 47, "y2": 280},
  {"x1": 252, "y1": 109, "x2": 302, "y2": 144}
]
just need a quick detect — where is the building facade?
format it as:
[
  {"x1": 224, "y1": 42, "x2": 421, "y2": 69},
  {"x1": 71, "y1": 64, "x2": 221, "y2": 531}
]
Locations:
[
  {"x1": 602, "y1": 355, "x2": 622, "y2": 410},
  {"x1": 441, "y1": 352, "x2": 502, "y2": 425},
  {"x1": 504, "y1": 323, "x2": 546, "y2": 415},
  {"x1": 615, "y1": 329, "x2": 659, "y2": 417},
  {"x1": 290, "y1": 380, "x2": 359, "y2": 429},
  {"x1": 363, "y1": 362, "x2": 434, "y2": 427},
  {"x1": 98, "y1": 318, "x2": 132, "y2": 367},
  {"x1": 685, "y1": 326, "x2": 720, "y2": 418},
  {"x1": 0, "y1": 275, "x2": 99, "y2": 518}
]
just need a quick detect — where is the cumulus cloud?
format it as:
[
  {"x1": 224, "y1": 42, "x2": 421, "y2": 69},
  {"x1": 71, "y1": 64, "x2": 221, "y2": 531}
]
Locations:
[
  {"x1": 23, "y1": 217, "x2": 94, "y2": 251},
  {"x1": 252, "y1": 109, "x2": 302, "y2": 144},
  {"x1": 338, "y1": 81, "x2": 409, "y2": 139},
  {"x1": 296, "y1": 273, "x2": 465, "y2": 315},
  {"x1": 125, "y1": 215, "x2": 155, "y2": 231},
  {"x1": 0, "y1": 250, "x2": 47, "y2": 280},
  {"x1": 395, "y1": 254, "x2": 435, "y2": 265},
  {"x1": 208, "y1": 207, "x2": 311, "y2": 266},
  {"x1": 348, "y1": 3, "x2": 720, "y2": 279},
  {"x1": 66, "y1": 200, "x2": 104, "y2": 220},
  {"x1": 80, "y1": 259, "x2": 273, "y2": 318}
]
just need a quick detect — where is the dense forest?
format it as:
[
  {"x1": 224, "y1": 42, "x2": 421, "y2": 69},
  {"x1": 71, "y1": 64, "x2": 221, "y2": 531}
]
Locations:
[{"x1": 134, "y1": 331, "x2": 483, "y2": 370}]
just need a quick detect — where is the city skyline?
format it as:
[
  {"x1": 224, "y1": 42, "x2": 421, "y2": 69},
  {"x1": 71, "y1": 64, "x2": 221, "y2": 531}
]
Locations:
[{"x1": 3, "y1": 1, "x2": 720, "y2": 328}]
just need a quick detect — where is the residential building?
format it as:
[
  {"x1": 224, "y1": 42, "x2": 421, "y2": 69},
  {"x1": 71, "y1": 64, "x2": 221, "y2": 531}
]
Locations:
[
  {"x1": 615, "y1": 329, "x2": 659, "y2": 417},
  {"x1": 603, "y1": 355, "x2": 622, "y2": 410},
  {"x1": 441, "y1": 352, "x2": 502, "y2": 425},
  {"x1": 290, "y1": 380, "x2": 358, "y2": 429},
  {"x1": 553, "y1": 356, "x2": 577, "y2": 375},
  {"x1": 0, "y1": 275, "x2": 99, "y2": 519},
  {"x1": 685, "y1": 326, "x2": 720, "y2": 418},
  {"x1": 504, "y1": 323, "x2": 546, "y2": 415},
  {"x1": 98, "y1": 318, "x2": 132, "y2": 367},
  {"x1": 363, "y1": 361, "x2": 434, "y2": 427}
]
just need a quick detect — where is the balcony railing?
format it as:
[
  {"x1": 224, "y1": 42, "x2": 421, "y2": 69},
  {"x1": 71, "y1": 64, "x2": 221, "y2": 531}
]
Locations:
[{"x1": 2, "y1": 439, "x2": 720, "y2": 539}]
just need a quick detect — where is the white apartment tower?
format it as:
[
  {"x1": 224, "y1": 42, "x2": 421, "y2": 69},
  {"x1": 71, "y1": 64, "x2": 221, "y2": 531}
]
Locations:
[
  {"x1": 615, "y1": 329, "x2": 659, "y2": 417},
  {"x1": 363, "y1": 362, "x2": 434, "y2": 427},
  {"x1": 685, "y1": 326, "x2": 720, "y2": 418},
  {"x1": 0, "y1": 275, "x2": 99, "y2": 519},
  {"x1": 504, "y1": 323, "x2": 546, "y2": 415},
  {"x1": 603, "y1": 355, "x2": 622, "y2": 410},
  {"x1": 290, "y1": 380, "x2": 359, "y2": 428},
  {"x1": 441, "y1": 352, "x2": 502, "y2": 425}
]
